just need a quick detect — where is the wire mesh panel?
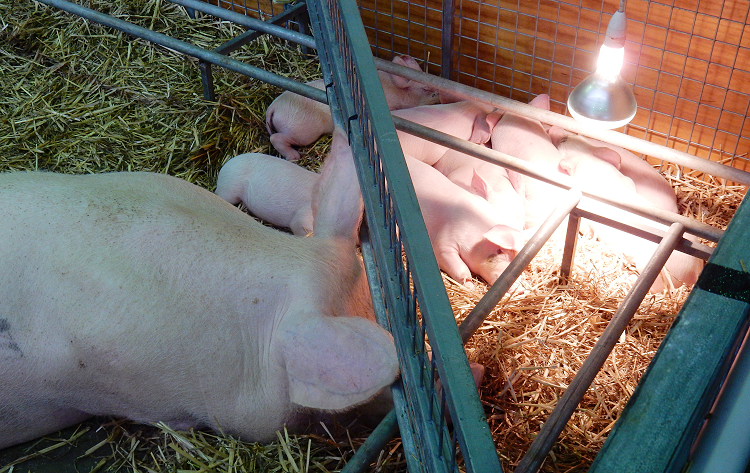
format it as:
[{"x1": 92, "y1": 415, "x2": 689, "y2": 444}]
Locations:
[
  {"x1": 210, "y1": 0, "x2": 281, "y2": 18},
  {"x1": 305, "y1": 1, "x2": 503, "y2": 471},
  {"x1": 356, "y1": 0, "x2": 750, "y2": 178}
]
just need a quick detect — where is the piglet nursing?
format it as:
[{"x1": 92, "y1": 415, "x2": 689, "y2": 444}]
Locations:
[
  {"x1": 393, "y1": 100, "x2": 503, "y2": 166},
  {"x1": 266, "y1": 55, "x2": 439, "y2": 161},
  {"x1": 405, "y1": 155, "x2": 524, "y2": 289},
  {"x1": 434, "y1": 147, "x2": 526, "y2": 231},
  {"x1": 0, "y1": 171, "x2": 398, "y2": 449}
]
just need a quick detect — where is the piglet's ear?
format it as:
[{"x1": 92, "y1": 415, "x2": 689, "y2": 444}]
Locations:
[
  {"x1": 471, "y1": 169, "x2": 491, "y2": 201},
  {"x1": 558, "y1": 156, "x2": 577, "y2": 175},
  {"x1": 484, "y1": 225, "x2": 524, "y2": 251},
  {"x1": 389, "y1": 56, "x2": 414, "y2": 89},
  {"x1": 592, "y1": 147, "x2": 623, "y2": 170},
  {"x1": 395, "y1": 55, "x2": 422, "y2": 71},
  {"x1": 547, "y1": 125, "x2": 569, "y2": 147},
  {"x1": 528, "y1": 93, "x2": 551, "y2": 110},
  {"x1": 280, "y1": 315, "x2": 398, "y2": 411}
]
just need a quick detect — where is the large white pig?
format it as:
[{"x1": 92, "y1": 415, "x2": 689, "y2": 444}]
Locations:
[
  {"x1": 405, "y1": 155, "x2": 524, "y2": 289},
  {"x1": 492, "y1": 94, "x2": 567, "y2": 230},
  {"x1": 434, "y1": 148, "x2": 526, "y2": 231},
  {"x1": 216, "y1": 153, "x2": 318, "y2": 236},
  {"x1": 551, "y1": 128, "x2": 703, "y2": 292},
  {"x1": 0, "y1": 171, "x2": 398, "y2": 449},
  {"x1": 392, "y1": 100, "x2": 503, "y2": 166},
  {"x1": 266, "y1": 55, "x2": 439, "y2": 161}
]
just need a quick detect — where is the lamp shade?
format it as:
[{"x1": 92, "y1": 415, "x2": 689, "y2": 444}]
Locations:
[{"x1": 567, "y1": 72, "x2": 637, "y2": 129}]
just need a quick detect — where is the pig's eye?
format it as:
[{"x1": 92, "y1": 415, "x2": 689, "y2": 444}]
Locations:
[{"x1": 486, "y1": 249, "x2": 507, "y2": 263}]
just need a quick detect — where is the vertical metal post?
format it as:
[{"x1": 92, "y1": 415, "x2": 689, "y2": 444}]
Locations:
[
  {"x1": 199, "y1": 61, "x2": 216, "y2": 101},
  {"x1": 440, "y1": 0, "x2": 454, "y2": 79},
  {"x1": 559, "y1": 211, "x2": 581, "y2": 283}
]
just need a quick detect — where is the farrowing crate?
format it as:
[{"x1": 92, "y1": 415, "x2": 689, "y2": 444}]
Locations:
[{"x1": 24, "y1": 0, "x2": 750, "y2": 471}]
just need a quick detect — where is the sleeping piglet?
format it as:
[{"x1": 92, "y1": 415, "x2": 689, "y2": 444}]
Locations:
[
  {"x1": 550, "y1": 126, "x2": 703, "y2": 292},
  {"x1": 392, "y1": 100, "x2": 503, "y2": 166},
  {"x1": 492, "y1": 94, "x2": 567, "y2": 230},
  {"x1": 0, "y1": 170, "x2": 398, "y2": 449},
  {"x1": 434, "y1": 147, "x2": 526, "y2": 231},
  {"x1": 405, "y1": 154, "x2": 524, "y2": 289},
  {"x1": 216, "y1": 152, "x2": 318, "y2": 236},
  {"x1": 266, "y1": 55, "x2": 439, "y2": 161}
]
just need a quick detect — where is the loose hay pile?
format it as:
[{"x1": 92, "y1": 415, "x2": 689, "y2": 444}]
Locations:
[{"x1": 0, "y1": 0, "x2": 745, "y2": 472}]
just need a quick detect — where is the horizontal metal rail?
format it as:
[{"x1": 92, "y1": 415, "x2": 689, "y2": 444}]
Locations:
[
  {"x1": 170, "y1": 0, "x2": 316, "y2": 49},
  {"x1": 572, "y1": 205, "x2": 713, "y2": 261},
  {"x1": 36, "y1": 0, "x2": 327, "y2": 104},
  {"x1": 376, "y1": 57, "x2": 750, "y2": 186},
  {"x1": 210, "y1": 2, "x2": 310, "y2": 55}
]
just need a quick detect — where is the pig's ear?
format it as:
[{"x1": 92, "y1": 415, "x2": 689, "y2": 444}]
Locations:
[
  {"x1": 393, "y1": 55, "x2": 422, "y2": 71},
  {"x1": 485, "y1": 225, "x2": 524, "y2": 251},
  {"x1": 280, "y1": 315, "x2": 398, "y2": 411},
  {"x1": 486, "y1": 109, "x2": 504, "y2": 130},
  {"x1": 389, "y1": 56, "x2": 414, "y2": 89},
  {"x1": 312, "y1": 127, "x2": 364, "y2": 240},
  {"x1": 471, "y1": 170, "x2": 491, "y2": 201},
  {"x1": 592, "y1": 147, "x2": 623, "y2": 170},
  {"x1": 558, "y1": 156, "x2": 577, "y2": 175},
  {"x1": 469, "y1": 114, "x2": 492, "y2": 144},
  {"x1": 547, "y1": 125, "x2": 569, "y2": 147},
  {"x1": 529, "y1": 94, "x2": 551, "y2": 110}
]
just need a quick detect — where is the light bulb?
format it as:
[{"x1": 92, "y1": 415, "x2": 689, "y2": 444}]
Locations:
[{"x1": 596, "y1": 43, "x2": 625, "y2": 78}]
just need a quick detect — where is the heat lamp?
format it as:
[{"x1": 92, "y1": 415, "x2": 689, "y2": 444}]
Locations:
[{"x1": 567, "y1": 1, "x2": 637, "y2": 129}]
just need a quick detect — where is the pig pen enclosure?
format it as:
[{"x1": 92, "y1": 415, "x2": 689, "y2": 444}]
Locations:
[{"x1": 1, "y1": 0, "x2": 749, "y2": 472}]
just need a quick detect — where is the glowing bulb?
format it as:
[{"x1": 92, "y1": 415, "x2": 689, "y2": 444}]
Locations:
[{"x1": 596, "y1": 43, "x2": 625, "y2": 78}]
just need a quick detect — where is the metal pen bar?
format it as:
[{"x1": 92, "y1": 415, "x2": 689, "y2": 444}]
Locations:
[
  {"x1": 392, "y1": 115, "x2": 723, "y2": 243},
  {"x1": 515, "y1": 222, "x2": 688, "y2": 473},
  {"x1": 168, "y1": 0, "x2": 317, "y2": 49},
  {"x1": 339, "y1": 409, "x2": 400, "y2": 473},
  {"x1": 559, "y1": 212, "x2": 582, "y2": 283},
  {"x1": 338, "y1": 221, "x2": 402, "y2": 473},
  {"x1": 440, "y1": 0, "x2": 455, "y2": 79},
  {"x1": 459, "y1": 188, "x2": 583, "y2": 344},
  {"x1": 212, "y1": 2, "x2": 309, "y2": 56},
  {"x1": 376, "y1": 57, "x2": 750, "y2": 186},
  {"x1": 37, "y1": 0, "x2": 327, "y2": 103},
  {"x1": 308, "y1": 0, "x2": 501, "y2": 469},
  {"x1": 572, "y1": 205, "x2": 714, "y2": 260}
]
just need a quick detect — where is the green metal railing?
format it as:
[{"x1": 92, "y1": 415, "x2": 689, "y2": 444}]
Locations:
[{"x1": 305, "y1": 0, "x2": 502, "y2": 470}]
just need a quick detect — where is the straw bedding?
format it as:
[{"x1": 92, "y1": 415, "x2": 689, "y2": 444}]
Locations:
[{"x1": 0, "y1": 0, "x2": 744, "y2": 471}]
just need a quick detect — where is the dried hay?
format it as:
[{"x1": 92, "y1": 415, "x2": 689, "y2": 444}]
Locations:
[
  {"x1": 0, "y1": 0, "x2": 746, "y2": 472},
  {"x1": 0, "y1": 0, "x2": 324, "y2": 186}
]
